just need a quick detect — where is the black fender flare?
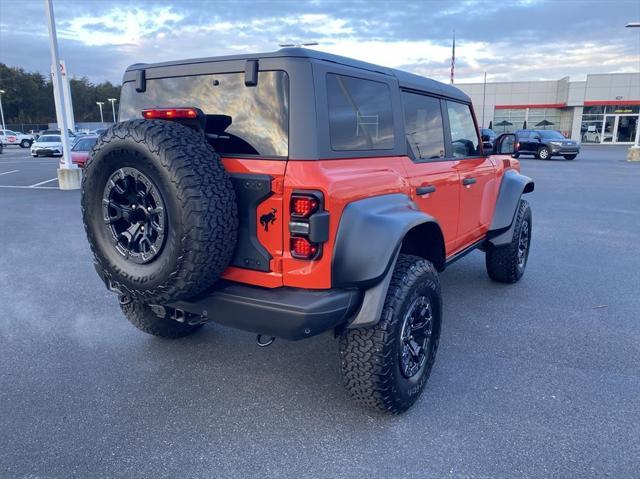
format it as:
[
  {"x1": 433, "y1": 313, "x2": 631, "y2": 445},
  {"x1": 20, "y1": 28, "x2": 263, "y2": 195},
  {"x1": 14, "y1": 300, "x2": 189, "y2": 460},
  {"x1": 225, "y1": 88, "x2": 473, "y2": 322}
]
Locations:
[
  {"x1": 332, "y1": 193, "x2": 441, "y2": 288},
  {"x1": 488, "y1": 169, "x2": 534, "y2": 246}
]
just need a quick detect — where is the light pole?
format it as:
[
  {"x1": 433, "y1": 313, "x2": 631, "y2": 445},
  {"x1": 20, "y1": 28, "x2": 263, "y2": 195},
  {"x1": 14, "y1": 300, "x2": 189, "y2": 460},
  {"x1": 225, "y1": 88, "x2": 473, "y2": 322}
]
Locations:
[
  {"x1": 45, "y1": 0, "x2": 80, "y2": 189},
  {"x1": 0, "y1": 89, "x2": 6, "y2": 132},
  {"x1": 107, "y1": 98, "x2": 117, "y2": 123},
  {"x1": 625, "y1": 22, "x2": 640, "y2": 161},
  {"x1": 96, "y1": 101, "x2": 105, "y2": 125}
]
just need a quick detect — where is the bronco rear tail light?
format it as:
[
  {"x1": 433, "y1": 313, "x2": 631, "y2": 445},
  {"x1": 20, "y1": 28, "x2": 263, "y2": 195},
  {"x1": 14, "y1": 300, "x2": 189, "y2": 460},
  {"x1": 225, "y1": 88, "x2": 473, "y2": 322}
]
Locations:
[
  {"x1": 142, "y1": 108, "x2": 198, "y2": 119},
  {"x1": 289, "y1": 191, "x2": 326, "y2": 261},
  {"x1": 291, "y1": 195, "x2": 319, "y2": 218},
  {"x1": 291, "y1": 237, "x2": 319, "y2": 260}
]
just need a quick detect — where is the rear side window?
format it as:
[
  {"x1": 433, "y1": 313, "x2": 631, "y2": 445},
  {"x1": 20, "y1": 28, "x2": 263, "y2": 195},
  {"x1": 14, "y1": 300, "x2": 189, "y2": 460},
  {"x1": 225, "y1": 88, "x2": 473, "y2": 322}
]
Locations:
[
  {"x1": 402, "y1": 92, "x2": 445, "y2": 160},
  {"x1": 119, "y1": 71, "x2": 289, "y2": 157},
  {"x1": 446, "y1": 101, "x2": 480, "y2": 157},
  {"x1": 326, "y1": 74, "x2": 395, "y2": 151}
]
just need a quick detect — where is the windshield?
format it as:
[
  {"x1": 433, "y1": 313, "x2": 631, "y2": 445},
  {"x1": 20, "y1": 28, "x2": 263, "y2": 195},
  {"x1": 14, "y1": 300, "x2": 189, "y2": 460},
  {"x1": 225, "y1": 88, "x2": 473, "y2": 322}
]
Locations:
[
  {"x1": 481, "y1": 129, "x2": 496, "y2": 137},
  {"x1": 539, "y1": 130, "x2": 565, "y2": 139},
  {"x1": 119, "y1": 71, "x2": 289, "y2": 158},
  {"x1": 72, "y1": 138, "x2": 98, "y2": 151},
  {"x1": 38, "y1": 136, "x2": 61, "y2": 143}
]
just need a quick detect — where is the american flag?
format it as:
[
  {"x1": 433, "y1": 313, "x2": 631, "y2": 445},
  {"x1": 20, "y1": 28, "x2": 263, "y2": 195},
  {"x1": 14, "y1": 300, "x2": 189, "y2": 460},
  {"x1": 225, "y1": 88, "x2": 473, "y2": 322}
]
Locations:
[{"x1": 450, "y1": 32, "x2": 455, "y2": 84}]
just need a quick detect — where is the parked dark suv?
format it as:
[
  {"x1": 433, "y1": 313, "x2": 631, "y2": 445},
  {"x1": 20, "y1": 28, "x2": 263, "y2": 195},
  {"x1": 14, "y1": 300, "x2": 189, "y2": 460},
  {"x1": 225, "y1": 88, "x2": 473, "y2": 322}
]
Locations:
[{"x1": 515, "y1": 129, "x2": 579, "y2": 160}]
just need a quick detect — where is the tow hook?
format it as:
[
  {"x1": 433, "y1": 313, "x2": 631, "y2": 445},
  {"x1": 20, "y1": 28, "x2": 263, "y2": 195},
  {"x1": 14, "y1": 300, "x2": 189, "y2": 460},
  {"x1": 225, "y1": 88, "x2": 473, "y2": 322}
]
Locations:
[{"x1": 256, "y1": 334, "x2": 275, "y2": 347}]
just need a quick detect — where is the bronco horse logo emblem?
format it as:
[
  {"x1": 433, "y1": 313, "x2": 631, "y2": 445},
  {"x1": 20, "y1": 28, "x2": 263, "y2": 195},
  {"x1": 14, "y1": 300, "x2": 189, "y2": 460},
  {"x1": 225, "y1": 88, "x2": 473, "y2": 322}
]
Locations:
[{"x1": 259, "y1": 208, "x2": 277, "y2": 232}]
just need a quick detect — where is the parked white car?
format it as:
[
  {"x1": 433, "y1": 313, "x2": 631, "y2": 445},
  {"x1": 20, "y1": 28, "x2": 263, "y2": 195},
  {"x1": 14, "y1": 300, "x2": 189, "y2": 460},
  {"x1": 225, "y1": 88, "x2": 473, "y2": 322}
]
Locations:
[
  {"x1": 31, "y1": 135, "x2": 63, "y2": 157},
  {"x1": 0, "y1": 129, "x2": 34, "y2": 148}
]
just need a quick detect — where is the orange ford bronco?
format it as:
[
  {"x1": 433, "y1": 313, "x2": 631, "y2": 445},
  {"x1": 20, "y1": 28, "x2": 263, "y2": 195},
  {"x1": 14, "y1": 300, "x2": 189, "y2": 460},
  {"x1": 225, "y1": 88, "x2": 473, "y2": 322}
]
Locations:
[{"x1": 81, "y1": 48, "x2": 534, "y2": 413}]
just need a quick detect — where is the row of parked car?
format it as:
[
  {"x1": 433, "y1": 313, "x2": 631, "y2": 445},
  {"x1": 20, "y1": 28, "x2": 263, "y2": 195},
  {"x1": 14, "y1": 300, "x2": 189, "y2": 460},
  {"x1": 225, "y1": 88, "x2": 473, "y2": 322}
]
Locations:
[
  {"x1": 0, "y1": 127, "x2": 105, "y2": 154},
  {"x1": 29, "y1": 131, "x2": 100, "y2": 167},
  {"x1": 481, "y1": 128, "x2": 580, "y2": 160}
]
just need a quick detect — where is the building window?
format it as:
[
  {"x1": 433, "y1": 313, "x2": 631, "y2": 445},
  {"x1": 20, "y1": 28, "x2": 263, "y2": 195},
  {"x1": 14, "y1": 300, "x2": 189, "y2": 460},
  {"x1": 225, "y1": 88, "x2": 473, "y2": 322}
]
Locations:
[
  {"x1": 402, "y1": 92, "x2": 445, "y2": 160},
  {"x1": 326, "y1": 74, "x2": 395, "y2": 151}
]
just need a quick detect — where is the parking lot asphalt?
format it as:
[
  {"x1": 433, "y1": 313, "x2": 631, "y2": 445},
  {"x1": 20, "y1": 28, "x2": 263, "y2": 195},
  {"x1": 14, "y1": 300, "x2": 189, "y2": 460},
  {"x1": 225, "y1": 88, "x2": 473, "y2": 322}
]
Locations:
[{"x1": 1, "y1": 145, "x2": 639, "y2": 478}]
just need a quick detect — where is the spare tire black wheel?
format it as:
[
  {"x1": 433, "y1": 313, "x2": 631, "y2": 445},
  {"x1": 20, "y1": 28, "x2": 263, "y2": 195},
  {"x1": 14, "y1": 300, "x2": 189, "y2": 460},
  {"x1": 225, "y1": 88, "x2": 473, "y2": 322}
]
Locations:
[{"x1": 81, "y1": 119, "x2": 238, "y2": 303}]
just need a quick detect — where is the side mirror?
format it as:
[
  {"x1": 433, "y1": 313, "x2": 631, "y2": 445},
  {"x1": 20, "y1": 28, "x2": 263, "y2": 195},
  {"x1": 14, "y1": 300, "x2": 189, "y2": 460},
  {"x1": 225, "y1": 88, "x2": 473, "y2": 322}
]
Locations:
[{"x1": 494, "y1": 133, "x2": 517, "y2": 155}]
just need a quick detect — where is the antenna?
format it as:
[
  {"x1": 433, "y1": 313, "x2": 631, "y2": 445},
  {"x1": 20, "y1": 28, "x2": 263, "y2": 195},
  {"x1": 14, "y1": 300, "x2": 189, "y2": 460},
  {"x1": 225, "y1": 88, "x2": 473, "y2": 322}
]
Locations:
[{"x1": 279, "y1": 42, "x2": 319, "y2": 48}]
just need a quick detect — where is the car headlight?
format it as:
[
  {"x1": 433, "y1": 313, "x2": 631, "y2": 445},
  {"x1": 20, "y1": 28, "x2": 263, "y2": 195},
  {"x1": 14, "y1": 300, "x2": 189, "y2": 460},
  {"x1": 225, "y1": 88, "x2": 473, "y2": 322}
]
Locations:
[{"x1": 550, "y1": 141, "x2": 563, "y2": 146}]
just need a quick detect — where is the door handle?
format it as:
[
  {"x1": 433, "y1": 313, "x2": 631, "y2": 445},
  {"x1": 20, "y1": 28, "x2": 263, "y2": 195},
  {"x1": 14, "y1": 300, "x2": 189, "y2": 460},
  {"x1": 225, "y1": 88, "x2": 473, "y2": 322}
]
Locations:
[
  {"x1": 462, "y1": 177, "x2": 477, "y2": 186},
  {"x1": 416, "y1": 185, "x2": 436, "y2": 195}
]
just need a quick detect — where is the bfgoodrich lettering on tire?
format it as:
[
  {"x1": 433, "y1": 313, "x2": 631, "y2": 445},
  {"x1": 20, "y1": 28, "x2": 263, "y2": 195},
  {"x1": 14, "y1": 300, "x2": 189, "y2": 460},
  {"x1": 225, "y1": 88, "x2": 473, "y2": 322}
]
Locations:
[
  {"x1": 81, "y1": 119, "x2": 238, "y2": 303},
  {"x1": 339, "y1": 254, "x2": 442, "y2": 414}
]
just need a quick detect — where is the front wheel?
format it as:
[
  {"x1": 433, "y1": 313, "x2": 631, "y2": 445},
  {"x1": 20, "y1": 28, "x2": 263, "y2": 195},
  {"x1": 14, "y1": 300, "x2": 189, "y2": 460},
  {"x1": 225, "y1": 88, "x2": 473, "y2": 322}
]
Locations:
[
  {"x1": 20, "y1": 140, "x2": 32, "y2": 148},
  {"x1": 485, "y1": 199, "x2": 532, "y2": 283},
  {"x1": 339, "y1": 254, "x2": 442, "y2": 414},
  {"x1": 537, "y1": 146, "x2": 550, "y2": 160},
  {"x1": 564, "y1": 154, "x2": 577, "y2": 160}
]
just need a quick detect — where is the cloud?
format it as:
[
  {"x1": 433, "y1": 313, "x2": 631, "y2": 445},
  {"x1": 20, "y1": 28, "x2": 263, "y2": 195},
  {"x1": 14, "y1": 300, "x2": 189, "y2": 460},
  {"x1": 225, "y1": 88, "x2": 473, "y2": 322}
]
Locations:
[{"x1": 0, "y1": 0, "x2": 638, "y2": 84}]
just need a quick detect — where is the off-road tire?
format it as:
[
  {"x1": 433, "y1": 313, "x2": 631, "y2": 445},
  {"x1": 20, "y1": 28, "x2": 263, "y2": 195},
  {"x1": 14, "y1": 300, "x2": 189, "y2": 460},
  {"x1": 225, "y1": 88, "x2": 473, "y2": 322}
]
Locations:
[
  {"x1": 339, "y1": 254, "x2": 442, "y2": 414},
  {"x1": 537, "y1": 146, "x2": 550, "y2": 160},
  {"x1": 121, "y1": 300, "x2": 203, "y2": 338},
  {"x1": 485, "y1": 199, "x2": 532, "y2": 283},
  {"x1": 564, "y1": 154, "x2": 577, "y2": 160},
  {"x1": 82, "y1": 119, "x2": 238, "y2": 303}
]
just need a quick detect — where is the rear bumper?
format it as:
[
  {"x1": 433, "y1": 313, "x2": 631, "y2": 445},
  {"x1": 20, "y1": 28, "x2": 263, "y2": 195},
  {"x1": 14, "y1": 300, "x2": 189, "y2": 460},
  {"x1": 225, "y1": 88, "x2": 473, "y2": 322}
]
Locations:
[{"x1": 167, "y1": 282, "x2": 363, "y2": 340}]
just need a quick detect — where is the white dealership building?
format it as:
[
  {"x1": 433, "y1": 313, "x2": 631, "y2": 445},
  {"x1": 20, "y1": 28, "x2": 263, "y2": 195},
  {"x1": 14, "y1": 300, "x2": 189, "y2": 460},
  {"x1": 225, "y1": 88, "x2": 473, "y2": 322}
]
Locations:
[{"x1": 458, "y1": 73, "x2": 640, "y2": 145}]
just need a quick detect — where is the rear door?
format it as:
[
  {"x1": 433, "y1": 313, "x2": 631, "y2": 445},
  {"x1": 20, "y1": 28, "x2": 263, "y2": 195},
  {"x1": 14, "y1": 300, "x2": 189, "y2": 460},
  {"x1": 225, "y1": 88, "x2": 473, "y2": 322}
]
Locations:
[
  {"x1": 444, "y1": 100, "x2": 498, "y2": 249},
  {"x1": 401, "y1": 91, "x2": 460, "y2": 254}
]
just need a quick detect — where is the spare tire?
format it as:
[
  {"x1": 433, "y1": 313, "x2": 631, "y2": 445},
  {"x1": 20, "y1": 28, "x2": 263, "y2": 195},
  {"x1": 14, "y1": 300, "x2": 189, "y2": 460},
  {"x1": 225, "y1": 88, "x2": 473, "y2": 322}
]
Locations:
[{"x1": 81, "y1": 119, "x2": 238, "y2": 303}]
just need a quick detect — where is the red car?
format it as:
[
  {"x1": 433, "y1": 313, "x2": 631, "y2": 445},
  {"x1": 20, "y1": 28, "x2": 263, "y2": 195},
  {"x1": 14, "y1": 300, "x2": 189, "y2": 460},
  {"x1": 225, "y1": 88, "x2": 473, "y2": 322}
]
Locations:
[
  {"x1": 71, "y1": 135, "x2": 99, "y2": 167},
  {"x1": 81, "y1": 49, "x2": 534, "y2": 413}
]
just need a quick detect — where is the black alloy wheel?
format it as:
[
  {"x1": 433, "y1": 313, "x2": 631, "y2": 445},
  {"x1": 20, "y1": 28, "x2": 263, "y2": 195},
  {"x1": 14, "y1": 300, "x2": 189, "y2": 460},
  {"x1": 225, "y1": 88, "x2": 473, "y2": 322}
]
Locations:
[
  {"x1": 399, "y1": 295, "x2": 434, "y2": 379},
  {"x1": 102, "y1": 167, "x2": 166, "y2": 264},
  {"x1": 517, "y1": 218, "x2": 530, "y2": 272}
]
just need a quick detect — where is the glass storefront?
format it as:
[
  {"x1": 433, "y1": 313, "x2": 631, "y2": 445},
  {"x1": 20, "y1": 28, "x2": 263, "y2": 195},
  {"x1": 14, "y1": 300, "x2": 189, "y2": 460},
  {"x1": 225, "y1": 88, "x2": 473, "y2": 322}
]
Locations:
[
  {"x1": 493, "y1": 108, "x2": 572, "y2": 136},
  {"x1": 581, "y1": 105, "x2": 640, "y2": 144}
]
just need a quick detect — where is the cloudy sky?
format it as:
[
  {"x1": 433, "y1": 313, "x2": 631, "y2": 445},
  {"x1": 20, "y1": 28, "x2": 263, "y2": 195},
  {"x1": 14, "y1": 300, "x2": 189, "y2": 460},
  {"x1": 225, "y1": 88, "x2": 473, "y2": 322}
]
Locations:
[{"x1": 1, "y1": 0, "x2": 639, "y2": 85}]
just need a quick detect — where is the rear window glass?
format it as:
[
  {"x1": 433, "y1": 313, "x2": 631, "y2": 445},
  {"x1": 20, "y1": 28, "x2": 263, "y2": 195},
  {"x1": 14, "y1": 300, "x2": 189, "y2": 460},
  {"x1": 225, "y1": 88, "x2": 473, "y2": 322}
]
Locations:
[
  {"x1": 73, "y1": 138, "x2": 98, "y2": 151},
  {"x1": 119, "y1": 71, "x2": 289, "y2": 157},
  {"x1": 402, "y1": 92, "x2": 445, "y2": 160},
  {"x1": 326, "y1": 74, "x2": 395, "y2": 151}
]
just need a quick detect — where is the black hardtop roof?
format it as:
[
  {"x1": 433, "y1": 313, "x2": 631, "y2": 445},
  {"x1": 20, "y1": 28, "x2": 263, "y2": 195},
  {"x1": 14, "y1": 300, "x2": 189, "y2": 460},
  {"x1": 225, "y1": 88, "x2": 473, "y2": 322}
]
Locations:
[{"x1": 126, "y1": 47, "x2": 469, "y2": 103}]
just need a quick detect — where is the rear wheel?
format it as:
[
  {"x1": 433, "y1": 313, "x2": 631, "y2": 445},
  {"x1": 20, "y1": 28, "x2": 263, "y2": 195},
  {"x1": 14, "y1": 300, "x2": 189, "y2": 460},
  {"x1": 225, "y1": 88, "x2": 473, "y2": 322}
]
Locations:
[
  {"x1": 339, "y1": 254, "x2": 442, "y2": 414},
  {"x1": 20, "y1": 139, "x2": 31, "y2": 148},
  {"x1": 121, "y1": 300, "x2": 203, "y2": 338},
  {"x1": 537, "y1": 146, "x2": 550, "y2": 160},
  {"x1": 564, "y1": 154, "x2": 577, "y2": 160},
  {"x1": 485, "y1": 199, "x2": 532, "y2": 283}
]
